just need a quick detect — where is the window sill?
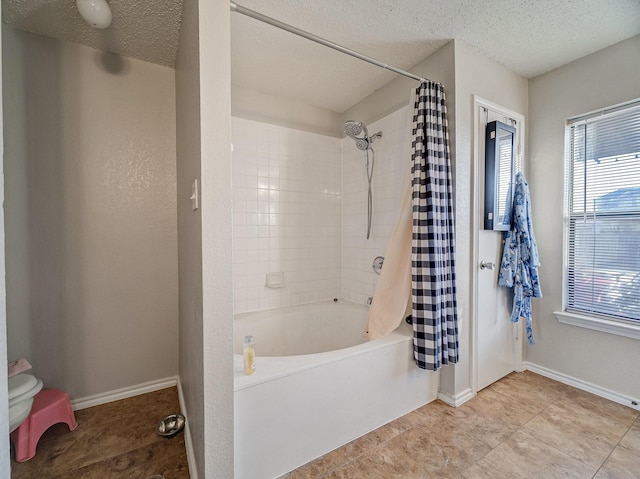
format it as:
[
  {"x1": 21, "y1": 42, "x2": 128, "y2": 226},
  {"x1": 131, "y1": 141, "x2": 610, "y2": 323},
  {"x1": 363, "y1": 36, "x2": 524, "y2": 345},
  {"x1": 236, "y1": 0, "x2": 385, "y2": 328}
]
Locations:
[{"x1": 554, "y1": 311, "x2": 640, "y2": 340}]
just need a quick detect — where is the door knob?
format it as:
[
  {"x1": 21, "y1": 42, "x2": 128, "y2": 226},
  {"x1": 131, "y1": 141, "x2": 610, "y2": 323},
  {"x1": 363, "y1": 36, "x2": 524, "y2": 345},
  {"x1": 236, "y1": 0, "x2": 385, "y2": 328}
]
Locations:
[{"x1": 480, "y1": 261, "x2": 495, "y2": 270}]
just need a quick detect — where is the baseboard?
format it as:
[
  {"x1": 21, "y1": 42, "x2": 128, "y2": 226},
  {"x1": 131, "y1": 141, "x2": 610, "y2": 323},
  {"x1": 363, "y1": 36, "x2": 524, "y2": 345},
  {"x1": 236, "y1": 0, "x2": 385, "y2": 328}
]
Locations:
[
  {"x1": 177, "y1": 378, "x2": 198, "y2": 479},
  {"x1": 437, "y1": 387, "x2": 474, "y2": 407},
  {"x1": 71, "y1": 376, "x2": 178, "y2": 411},
  {"x1": 522, "y1": 361, "x2": 640, "y2": 412}
]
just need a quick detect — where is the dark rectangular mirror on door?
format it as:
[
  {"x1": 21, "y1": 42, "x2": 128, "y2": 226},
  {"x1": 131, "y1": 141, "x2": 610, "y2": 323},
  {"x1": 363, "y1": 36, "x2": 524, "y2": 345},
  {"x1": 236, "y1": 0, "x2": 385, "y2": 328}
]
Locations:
[{"x1": 484, "y1": 120, "x2": 516, "y2": 231}]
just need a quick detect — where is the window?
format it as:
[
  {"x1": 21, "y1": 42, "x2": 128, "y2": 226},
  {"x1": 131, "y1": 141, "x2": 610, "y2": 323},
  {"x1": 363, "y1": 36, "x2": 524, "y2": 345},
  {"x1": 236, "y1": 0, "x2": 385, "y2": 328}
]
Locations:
[{"x1": 557, "y1": 100, "x2": 640, "y2": 339}]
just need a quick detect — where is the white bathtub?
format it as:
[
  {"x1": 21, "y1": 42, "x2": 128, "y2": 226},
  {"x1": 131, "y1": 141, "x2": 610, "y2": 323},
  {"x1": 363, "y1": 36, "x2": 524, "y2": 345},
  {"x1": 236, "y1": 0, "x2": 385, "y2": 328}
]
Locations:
[{"x1": 233, "y1": 300, "x2": 440, "y2": 479}]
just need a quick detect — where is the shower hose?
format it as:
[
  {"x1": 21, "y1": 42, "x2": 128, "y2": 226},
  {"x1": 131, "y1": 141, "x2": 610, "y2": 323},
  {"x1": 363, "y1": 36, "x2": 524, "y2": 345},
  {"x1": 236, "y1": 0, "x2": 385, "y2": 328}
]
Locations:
[{"x1": 365, "y1": 147, "x2": 375, "y2": 240}]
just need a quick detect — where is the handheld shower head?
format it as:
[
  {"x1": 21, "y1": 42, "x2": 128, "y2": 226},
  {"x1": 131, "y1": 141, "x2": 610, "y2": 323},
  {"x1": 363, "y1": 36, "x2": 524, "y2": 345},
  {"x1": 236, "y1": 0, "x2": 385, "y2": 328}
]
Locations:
[
  {"x1": 344, "y1": 119, "x2": 381, "y2": 240},
  {"x1": 355, "y1": 138, "x2": 370, "y2": 151},
  {"x1": 344, "y1": 120, "x2": 368, "y2": 139}
]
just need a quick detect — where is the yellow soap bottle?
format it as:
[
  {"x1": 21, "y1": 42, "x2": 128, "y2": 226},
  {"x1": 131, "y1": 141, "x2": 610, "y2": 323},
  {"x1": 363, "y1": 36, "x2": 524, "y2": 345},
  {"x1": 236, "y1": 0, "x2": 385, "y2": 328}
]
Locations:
[{"x1": 243, "y1": 335, "x2": 255, "y2": 375}]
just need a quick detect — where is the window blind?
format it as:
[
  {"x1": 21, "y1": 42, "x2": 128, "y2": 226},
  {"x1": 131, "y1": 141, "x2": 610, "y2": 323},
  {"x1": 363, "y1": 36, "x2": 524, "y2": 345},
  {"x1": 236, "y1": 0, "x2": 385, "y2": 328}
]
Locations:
[
  {"x1": 566, "y1": 100, "x2": 640, "y2": 322},
  {"x1": 496, "y1": 133, "x2": 513, "y2": 219}
]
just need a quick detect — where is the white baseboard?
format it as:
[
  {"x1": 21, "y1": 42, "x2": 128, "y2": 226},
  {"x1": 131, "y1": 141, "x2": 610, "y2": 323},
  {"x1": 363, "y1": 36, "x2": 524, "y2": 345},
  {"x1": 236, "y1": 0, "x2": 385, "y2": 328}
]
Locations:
[
  {"x1": 177, "y1": 378, "x2": 198, "y2": 479},
  {"x1": 522, "y1": 361, "x2": 640, "y2": 412},
  {"x1": 71, "y1": 376, "x2": 178, "y2": 411},
  {"x1": 438, "y1": 387, "x2": 475, "y2": 407}
]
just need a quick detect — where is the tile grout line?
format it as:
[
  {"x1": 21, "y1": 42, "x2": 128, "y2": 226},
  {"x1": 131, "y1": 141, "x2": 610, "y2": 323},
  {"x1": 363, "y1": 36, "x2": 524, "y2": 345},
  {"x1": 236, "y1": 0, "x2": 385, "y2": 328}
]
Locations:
[
  {"x1": 461, "y1": 399, "x2": 542, "y2": 470},
  {"x1": 517, "y1": 385, "x2": 636, "y2": 477},
  {"x1": 293, "y1": 374, "x2": 637, "y2": 478},
  {"x1": 312, "y1": 405, "x2": 458, "y2": 478},
  {"x1": 460, "y1": 377, "x2": 571, "y2": 473},
  {"x1": 590, "y1": 412, "x2": 640, "y2": 479},
  {"x1": 317, "y1": 420, "x2": 421, "y2": 478}
]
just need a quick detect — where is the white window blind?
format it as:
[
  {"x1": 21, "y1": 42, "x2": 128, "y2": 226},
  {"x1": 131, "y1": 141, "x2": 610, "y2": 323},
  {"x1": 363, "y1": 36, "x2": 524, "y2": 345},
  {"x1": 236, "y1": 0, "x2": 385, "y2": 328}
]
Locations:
[
  {"x1": 566, "y1": 100, "x2": 640, "y2": 322},
  {"x1": 497, "y1": 132, "x2": 513, "y2": 219}
]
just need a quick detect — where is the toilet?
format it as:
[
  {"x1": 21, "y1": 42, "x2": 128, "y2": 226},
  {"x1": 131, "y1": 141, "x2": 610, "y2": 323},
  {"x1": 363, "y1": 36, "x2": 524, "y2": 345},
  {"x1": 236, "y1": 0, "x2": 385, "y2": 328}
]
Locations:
[{"x1": 8, "y1": 374, "x2": 44, "y2": 433}]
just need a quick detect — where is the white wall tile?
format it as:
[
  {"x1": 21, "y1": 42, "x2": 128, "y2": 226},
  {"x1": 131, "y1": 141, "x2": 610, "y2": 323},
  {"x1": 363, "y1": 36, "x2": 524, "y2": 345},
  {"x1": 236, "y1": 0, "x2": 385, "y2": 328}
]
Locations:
[
  {"x1": 232, "y1": 117, "x2": 342, "y2": 313},
  {"x1": 232, "y1": 107, "x2": 410, "y2": 313},
  {"x1": 341, "y1": 106, "x2": 411, "y2": 304}
]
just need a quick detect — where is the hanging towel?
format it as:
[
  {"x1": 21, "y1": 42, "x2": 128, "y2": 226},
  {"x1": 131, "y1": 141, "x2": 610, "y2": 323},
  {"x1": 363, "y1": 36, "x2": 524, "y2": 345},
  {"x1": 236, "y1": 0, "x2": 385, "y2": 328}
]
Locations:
[
  {"x1": 365, "y1": 89, "x2": 417, "y2": 340},
  {"x1": 498, "y1": 171, "x2": 542, "y2": 344}
]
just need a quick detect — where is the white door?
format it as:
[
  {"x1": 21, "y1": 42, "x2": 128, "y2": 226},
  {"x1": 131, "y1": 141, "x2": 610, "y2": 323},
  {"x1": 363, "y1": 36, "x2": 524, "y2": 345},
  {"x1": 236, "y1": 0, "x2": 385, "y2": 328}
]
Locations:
[
  {"x1": 477, "y1": 230, "x2": 518, "y2": 390},
  {"x1": 474, "y1": 98, "x2": 524, "y2": 391}
]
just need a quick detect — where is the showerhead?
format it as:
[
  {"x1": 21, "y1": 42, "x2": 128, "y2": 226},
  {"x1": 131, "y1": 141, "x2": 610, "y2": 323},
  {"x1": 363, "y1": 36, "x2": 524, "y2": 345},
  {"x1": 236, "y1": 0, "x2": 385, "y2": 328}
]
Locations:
[
  {"x1": 344, "y1": 120, "x2": 368, "y2": 139},
  {"x1": 344, "y1": 120, "x2": 383, "y2": 152},
  {"x1": 354, "y1": 138, "x2": 370, "y2": 151}
]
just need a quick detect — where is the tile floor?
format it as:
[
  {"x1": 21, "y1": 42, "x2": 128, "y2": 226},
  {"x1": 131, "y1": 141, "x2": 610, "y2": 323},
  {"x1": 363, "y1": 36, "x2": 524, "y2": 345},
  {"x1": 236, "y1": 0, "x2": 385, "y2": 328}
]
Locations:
[
  {"x1": 10, "y1": 373, "x2": 640, "y2": 478},
  {"x1": 285, "y1": 371, "x2": 640, "y2": 478},
  {"x1": 10, "y1": 387, "x2": 189, "y2": 479}
]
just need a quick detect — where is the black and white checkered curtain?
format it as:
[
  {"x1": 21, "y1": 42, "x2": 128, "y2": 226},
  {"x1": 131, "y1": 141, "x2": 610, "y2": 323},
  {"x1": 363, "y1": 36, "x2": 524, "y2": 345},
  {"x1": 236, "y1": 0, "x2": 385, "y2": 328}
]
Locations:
[{"x1": 411, "y1": 81, "x2": 459, "y2": 371}]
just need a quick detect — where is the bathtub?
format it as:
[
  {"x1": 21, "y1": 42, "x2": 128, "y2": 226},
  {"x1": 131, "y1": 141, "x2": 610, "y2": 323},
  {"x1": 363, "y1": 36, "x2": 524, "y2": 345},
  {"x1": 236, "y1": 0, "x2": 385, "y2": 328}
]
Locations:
[{"x1": 233, "y1": 300, "x2": 440, "y2": 479}]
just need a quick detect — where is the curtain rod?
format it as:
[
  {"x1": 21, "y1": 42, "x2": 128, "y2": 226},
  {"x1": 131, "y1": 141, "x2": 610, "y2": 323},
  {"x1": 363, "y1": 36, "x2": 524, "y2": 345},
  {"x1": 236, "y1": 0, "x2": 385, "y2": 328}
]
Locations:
[{"x1": 230, "y1": 1, "x2": 427, "y2": 83}]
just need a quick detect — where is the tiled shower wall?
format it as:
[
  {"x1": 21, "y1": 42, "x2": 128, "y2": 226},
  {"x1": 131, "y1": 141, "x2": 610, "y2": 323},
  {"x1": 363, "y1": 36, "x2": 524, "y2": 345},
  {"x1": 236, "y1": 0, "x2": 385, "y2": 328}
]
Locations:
[
  {"x1": 231, "y1": 118, "x2": 342, "y2": 314},
  {"x1": 231, "y1": 106, "x2": 410, "y2": 314},
  {"x1": 341, "y1": 106, "x2": 411, "y2": 304}
]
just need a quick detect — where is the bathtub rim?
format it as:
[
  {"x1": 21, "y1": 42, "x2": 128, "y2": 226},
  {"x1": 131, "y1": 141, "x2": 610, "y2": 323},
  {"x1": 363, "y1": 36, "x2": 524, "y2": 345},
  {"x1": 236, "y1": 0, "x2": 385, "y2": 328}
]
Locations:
[
  {"x1": 233, "y1": 323, "x2": 413, "y2": 391},
  {"x1": 233, "y1": 299, "x2": 371, "y2": 357}
]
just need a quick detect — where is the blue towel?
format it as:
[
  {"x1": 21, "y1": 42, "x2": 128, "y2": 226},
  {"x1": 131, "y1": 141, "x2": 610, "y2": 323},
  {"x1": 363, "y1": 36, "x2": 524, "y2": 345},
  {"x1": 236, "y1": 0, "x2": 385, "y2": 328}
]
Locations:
[{"x1": 498, "y1": 172, "x2": 542, "y2": 344}]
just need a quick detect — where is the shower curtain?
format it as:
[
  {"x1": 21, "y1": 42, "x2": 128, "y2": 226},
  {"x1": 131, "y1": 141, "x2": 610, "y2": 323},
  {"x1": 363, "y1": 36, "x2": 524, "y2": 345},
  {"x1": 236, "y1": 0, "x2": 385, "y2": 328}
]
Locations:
[
  {"x1": 411, "y1": 81, "x2": 459, "y2": 371},
  {"x1": 365, "y1": 90, "x2": 416, "y2": 342},
  {"x1": 366, "y1": 81, "x2": 458, "y2": 371}
]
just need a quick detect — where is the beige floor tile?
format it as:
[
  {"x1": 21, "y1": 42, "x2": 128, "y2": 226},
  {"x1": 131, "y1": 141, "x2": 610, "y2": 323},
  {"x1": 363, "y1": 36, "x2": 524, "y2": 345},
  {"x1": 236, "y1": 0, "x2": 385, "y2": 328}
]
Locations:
[
  {"x1": 522, "y1": 394, "x2": 635, "y2": 468},
  {"x1": 621, "y1": 420, "x2": 640, "y2": 450},
  {"x1": 442, "y1": 387, "x2": 542, "y2": 447},
  {"x1": 323, "y1": 456, "x2": 394, "y2": 479},
  {"x1": 484, "y1": 371, "x2": 569, "y2": 409},
  {"x1": 327, "y1": 417, "x2": 492, "y2": 479},
  {"x1": 11, "y1": 387, "x2": 186, "y2": 479},
  {"x1": 594, "y1": 444, "x2": 640, "y2": 479},
  {"x1": 289, "y1": 374, "x2": 636, "y2": 479},
  {"x1": 596, "y1": 420, "x2": 640, "y2": 479},
  {"x1": 290, "y1": 420, "x2": 408, "y2": 478},
  {"x1": 560, "y1": 388, "x2": 639, "y2": 426},
  {"x1": 412, "y1": 399, "x2": 454, "y2": 418},
  {"x1": 290, "y1": 399, "x2": 452, "y2": 478},
  {"x1": 53, "y1": 436, "x2": 190, "y2": 479},
  {"x1": 462, "y1": 429, "x2": 596, "y2": 479}
]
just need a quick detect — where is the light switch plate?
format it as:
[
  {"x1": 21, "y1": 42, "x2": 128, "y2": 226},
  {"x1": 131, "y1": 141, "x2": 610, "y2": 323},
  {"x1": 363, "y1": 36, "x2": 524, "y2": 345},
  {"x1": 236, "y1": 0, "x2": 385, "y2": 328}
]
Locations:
[{"x1": 190, "y1": 179, "x2": 199, "y2": 211}]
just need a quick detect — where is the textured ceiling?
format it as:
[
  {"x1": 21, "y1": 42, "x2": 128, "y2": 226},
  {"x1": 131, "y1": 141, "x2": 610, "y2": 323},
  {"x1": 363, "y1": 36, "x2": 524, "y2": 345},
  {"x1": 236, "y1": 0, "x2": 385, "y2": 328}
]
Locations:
[
  {"x1": 3, "y1": 0, "x2": 183, "y2": 67},
  {"x1": 231, "y1": 0, "x2": 640, "y2": 112},
  {"x1": 4, "y1": 1, "x2": 640, "y2": 112}
]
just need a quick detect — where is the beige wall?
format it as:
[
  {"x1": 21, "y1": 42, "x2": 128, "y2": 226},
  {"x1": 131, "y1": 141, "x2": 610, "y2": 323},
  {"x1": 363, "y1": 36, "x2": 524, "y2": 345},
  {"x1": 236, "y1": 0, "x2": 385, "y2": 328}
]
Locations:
[
  {"x1": 176, "y1": 0, "x2": 234, "y2": 476},
  {"x1": 339, "y1": 40, "x2": 529, "y2": 399},
  {"x1": 2, "y1": 27, "x2": 178, "y2": 399},
  {"x1": 231, "y1": 42, "x2": 457, "y2": 139},
  {"x1": 232, "y1": 85, "x2": 342, "y2": 137},
  {"x1": 199, "y1": 0, "x2": 234, "y2": 475},
  {"x1": 0, "y1": 20, "x2": 11, "y2": 477},
  {"x1": 448, "y1": 40, "x2": 529, "y2": 396},
  {"x1": 528, "y1": 35, "x2": 640, "y2": 399},
  {"x1": 341, "y1": 42, "x2": 455, "y2": 129},
  {"x1": 175, "y1": 0, "x2": 205, "y2": 475}
]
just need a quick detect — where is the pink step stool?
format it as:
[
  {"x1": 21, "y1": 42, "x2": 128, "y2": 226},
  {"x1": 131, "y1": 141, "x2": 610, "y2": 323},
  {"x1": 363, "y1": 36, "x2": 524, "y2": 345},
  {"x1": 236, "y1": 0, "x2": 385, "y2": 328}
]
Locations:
[{"x1": 11, "y1": 388, "x2": 78, "y2": 462}]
